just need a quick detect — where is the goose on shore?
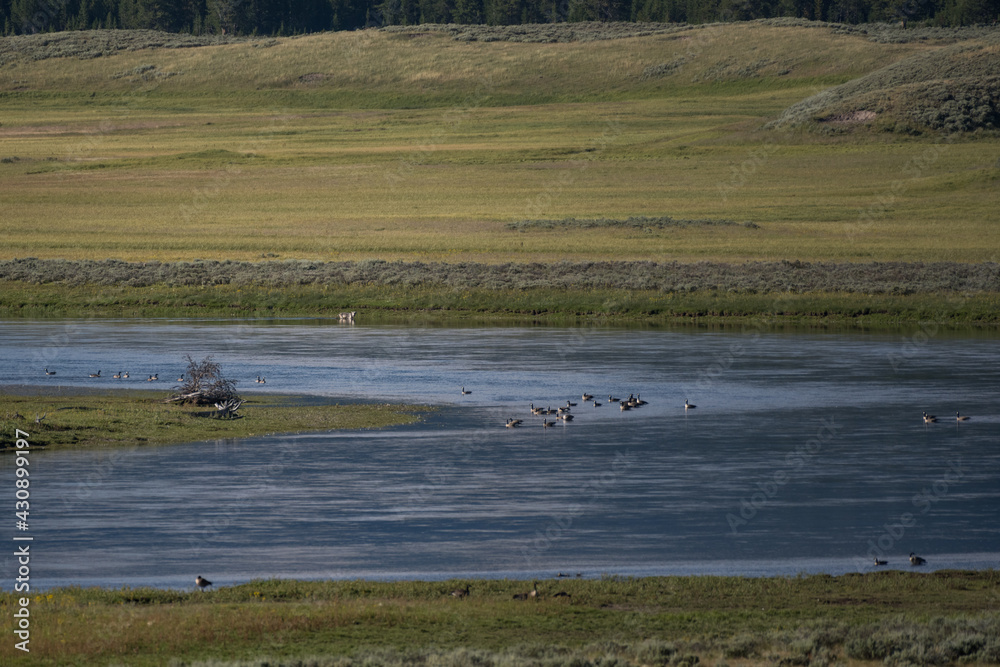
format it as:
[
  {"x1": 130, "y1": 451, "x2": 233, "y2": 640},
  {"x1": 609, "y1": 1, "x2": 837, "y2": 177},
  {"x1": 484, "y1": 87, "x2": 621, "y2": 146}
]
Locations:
[
  {"x1": 956, "y1": 412, "x2": 970, "y2": 421},
  {"x1": 450, "y1": 585, "x2": 470, "y2": 598},
  {"x1": 195, "y1": 576, "x2": 213, "y2": 591},
  {"x1": 513, "y1": 582, "x2": 539, "y2": 600},
  {"x1": 909, "y1": 552, "x2": 926, "y2": 565}
]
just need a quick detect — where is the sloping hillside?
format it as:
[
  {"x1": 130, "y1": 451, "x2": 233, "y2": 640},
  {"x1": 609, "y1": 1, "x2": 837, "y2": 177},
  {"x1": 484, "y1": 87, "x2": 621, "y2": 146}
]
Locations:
[{"x1": 769, "y1": 33, "x2": 1000, "y2": 133}]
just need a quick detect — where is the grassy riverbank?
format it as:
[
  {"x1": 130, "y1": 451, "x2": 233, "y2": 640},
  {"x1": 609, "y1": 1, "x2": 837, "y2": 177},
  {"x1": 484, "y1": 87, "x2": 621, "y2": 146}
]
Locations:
[
  {"x1": 0, "y1": 391, "x2": 427, "y2": 451},
  {"x1": 1, "y1": 571, "x2": 998, "y2": 666},
  {"x1": 2, "y1": 278, "x2": 999, "y2": 326}
]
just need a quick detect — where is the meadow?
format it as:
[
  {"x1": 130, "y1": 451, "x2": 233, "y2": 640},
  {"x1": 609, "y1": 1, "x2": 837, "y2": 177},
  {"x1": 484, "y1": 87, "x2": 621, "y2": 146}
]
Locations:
[
  {"x1": 1, "y1": 571, "x2": 998, "y2": 666},
  {"x1": 1, "y1": 21, "x2": 998, "y2": 269}
]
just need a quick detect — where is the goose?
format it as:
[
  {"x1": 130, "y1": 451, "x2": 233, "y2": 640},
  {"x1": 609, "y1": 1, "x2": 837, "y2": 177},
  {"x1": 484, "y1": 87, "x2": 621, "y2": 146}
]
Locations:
[
  {"x1": 195, "y1": 576, "x2": 213, "y2": 591},
  {"x1": 552, "y1": 591, "x2": 572, "y2": 598},
  {"x1": 450, "y1": 585, "x2": 470, "y2": 598},
  {"x1": 44, "y1": 368, "x2": 56, "y2": 376},
  {"x1": 620, "y1": 402, "x2": 631, "y2": 411},
  {"x1": 514, "y1": 582, "x2": 539, "y2": 600},
  {"x1": 635, "y1": 395, "x2": 647, "y2": 405},
  {"x1": 113, "y1": 371, "x2": 122, "y2": 379},
  {"x1": 122, "y1": 371, "x2": 129, "y2": 379},
  {"x1": 147, "y1": 374, "x2": 158, "y2": 381},
  {"x1": 592, "y1": 400, "x2": 602, "y2": 407},
  {"x1": 909, "y1": 552, "x2": 926, "y2": 565},
  {"x1": 505, "y1": 418, "x2": 522, "y2": 428},
  {"x1": 565, "y1": 400, "x2": 577, "y2": 407},
  {"x1": 608, "y1": 395, "x2": 620, "y2": 403},
  {"x1": 177, "y1": 375, "x2": 185, "y2": 382},
  {"x1": 922, "y1": 411, "x2": 937, "y2": 423},
  {"x1": 873, "y1": 557, "x2": 887, "y2": 566},
  {"x1": 956, "y1": 412, "x2": 970, "y2": 421},
  {"x1": 530, "y1": 403, "x2": 545, "y2": 415},
  {"x1": 89, "y1": 370, "x2": 101, "y2": 378},
  {"x1": 542, "y1": 419, "x2": 557, "y2": 428},
  {"x1": 684, "y1": 399, "x2": 696, "y2": 410},
  {"x1": 557, "y1": 406, "x2": 572, "y2": 414},
  {"x1": 558, "y1": 413, "x2": 574, "y2": 422},
  {"x1": 461, "y1": 387, "x2": 471, "y2": 395},
  {"x1": 582, "y1": 393, "x2": 593, "y2": 401},
  {"x1": 259, "y1": 377, "x2": 265, "y2": 384}
]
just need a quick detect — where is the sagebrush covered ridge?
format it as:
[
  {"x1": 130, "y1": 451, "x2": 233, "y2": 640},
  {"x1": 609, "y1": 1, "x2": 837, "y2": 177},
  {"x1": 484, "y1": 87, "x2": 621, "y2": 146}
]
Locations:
[{"x1": 3, "y1": 258, "x2": 998, "y2": 294}]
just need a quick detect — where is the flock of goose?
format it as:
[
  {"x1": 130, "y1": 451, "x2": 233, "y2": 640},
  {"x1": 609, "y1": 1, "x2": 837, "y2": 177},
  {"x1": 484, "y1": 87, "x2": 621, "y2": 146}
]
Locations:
[
  {"x1": 493, "y1": 390, "x2": 697, "y2": 428},
  {"x1": 923, "y1": 410, "x2": 971, "y2": 423},
  {"x1": 43, "y1": 368, "x2": 268, "y2": 384},
  {"x1": 449, "y1": 580, "x2": 571, "y2": 600},
  {"x1": 874, "y1": 553, "x2": 928, "y2": 567}
]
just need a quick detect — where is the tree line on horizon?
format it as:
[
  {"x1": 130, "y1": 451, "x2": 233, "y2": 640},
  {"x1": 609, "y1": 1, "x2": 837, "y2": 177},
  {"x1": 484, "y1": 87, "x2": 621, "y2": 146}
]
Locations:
[{"x1": 2, "y1": 0, "x2": 997, "y2": 40}]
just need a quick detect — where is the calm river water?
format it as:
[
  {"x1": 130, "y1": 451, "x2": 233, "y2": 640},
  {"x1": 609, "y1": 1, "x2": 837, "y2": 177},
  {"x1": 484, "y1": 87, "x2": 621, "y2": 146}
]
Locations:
[{"x1": 1, "y1": 319, "x2": 998, "y2": 590}]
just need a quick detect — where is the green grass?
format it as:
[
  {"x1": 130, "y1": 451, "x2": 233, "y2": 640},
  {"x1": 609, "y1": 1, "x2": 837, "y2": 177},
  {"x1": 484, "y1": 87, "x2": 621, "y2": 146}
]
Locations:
[
  {"x1": 0, "y1": 24, "x2": 997, "y2": 268},
  {"x1": 0, "y1": 391, "x2": 428, "y2": 450},
  {"x1": 1, "y1": 572, "x2": 997, "y2": 665}
]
